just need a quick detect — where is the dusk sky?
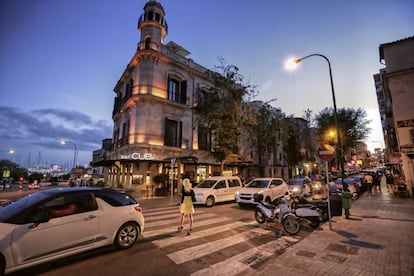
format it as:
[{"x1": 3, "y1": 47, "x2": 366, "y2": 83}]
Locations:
[{"x1": 0, "y1": 0, "x2": 413, "y2": 169}]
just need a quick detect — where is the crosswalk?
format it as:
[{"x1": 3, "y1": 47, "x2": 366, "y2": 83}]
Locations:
[{"x1": 142, "y1": 205, "x2": 300, "y2": 275}]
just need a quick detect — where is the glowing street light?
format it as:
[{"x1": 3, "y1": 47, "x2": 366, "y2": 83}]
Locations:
[
  {"x1": 287, "y1": 54, "x2": 346, "y2": 189},
  {"x1": 60, "y1": 140, "x2": 77, "y2": 170}
]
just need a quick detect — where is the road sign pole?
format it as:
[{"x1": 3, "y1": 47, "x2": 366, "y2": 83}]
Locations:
[{"x1": 326, "y1": 161, "x2": 333, "y2": 230}]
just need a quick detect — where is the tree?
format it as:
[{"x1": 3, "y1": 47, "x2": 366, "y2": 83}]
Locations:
[
  {"x1": 315, "y1": 107, "x2": 371, "y2": 154},
  {"x1": 195, "y1": 58, "x2": 257, "y2": 173},
  {"x1": 244, "y1": 101, "x2": 282, "y2": 176},
  {"x1": 282, "y1": 117, "x2": 304, "y2": 177}
]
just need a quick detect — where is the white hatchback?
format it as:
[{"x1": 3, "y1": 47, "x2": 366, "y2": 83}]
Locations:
[
  {"x1": 193, "y1": 176, "x2": 242, "y2": 207},
  {"x1": 0, "y1": 187, "x2": 144, "y2": 275},
  {"x1": 236, "y1": 178, "x2": 288, "y2": 206}
]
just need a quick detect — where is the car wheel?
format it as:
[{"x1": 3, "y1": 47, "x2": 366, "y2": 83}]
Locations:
[
  {"x1": 115, "y1": 222, "x2": 140, "y2": 249},
  {"x1": 205, "y1": 196, "x2": 215, "y2": 207}
]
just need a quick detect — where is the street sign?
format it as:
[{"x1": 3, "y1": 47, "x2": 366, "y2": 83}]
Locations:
[{"x1": 317, "y1": 144, "x2": 336, "y2": 161}]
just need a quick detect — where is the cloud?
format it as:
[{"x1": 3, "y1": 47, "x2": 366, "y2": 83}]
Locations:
[{"x1": 0, "y1": 106, "x2": 112, "y2": 166}]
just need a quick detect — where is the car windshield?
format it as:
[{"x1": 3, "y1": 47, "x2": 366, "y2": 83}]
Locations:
[
  {"x1": 246, "y1": 180, "x2": 268, "y2": 188},
  {"x1": 196, "y1": 180, "x2": 216, "y2": 188},
  {"x1": 0, "y1": 192, "x2": 49, "y2": 222}
]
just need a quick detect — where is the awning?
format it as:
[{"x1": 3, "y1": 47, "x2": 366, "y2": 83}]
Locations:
[{"x1": 91, "y1": 159, "x2": 119, "y2": 167}]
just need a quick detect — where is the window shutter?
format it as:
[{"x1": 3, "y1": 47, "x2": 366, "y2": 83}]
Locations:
[
  {"x1": 180, "y1": 80, "x2": 187, "y2": 104},
  {"x1": 179, "y1": 121, "x2": 183, "y2": 147}
]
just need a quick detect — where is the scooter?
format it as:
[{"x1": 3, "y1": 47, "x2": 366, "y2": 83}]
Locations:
[
  {"x1": 291, "y1": 196, "x2": 328, "y2": 223},
  {"x1": 254, "y1": 193, "x2": 301, "y2": 235},
  {"x1": 286, "y1": 195, "x2": 323, "y2": 228}
]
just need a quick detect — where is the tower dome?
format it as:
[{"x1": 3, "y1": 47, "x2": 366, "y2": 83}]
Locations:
[{"x1": 137, "y1": 1, "x2": 168, "y2": 51}]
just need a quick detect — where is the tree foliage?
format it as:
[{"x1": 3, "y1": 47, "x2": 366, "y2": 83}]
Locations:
[
  {"x1": 282, "y1": 117, "x2": 304, "y2": 169},
  {"x1": 195, "y1": 58, "x2": 257, "y2": 172},
  {"x1": 244, "y1": 101, "x2": 282, "y2": 175},
  {"x1": 315, "y1": 107, "x2": 371, "y2": 152}
]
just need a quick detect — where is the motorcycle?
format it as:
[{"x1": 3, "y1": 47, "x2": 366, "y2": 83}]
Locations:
[
  {"x1": 286, "y1": 195, "x2": 323, "y2": 228},
  {"x1": 291, "y1": 196, "x2": 328, "y2": 223},
  {"x1": 254, "y1": 193, "x2": 300, "y2": 235}
]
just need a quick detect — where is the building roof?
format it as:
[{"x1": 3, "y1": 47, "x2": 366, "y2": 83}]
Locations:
[{"x1": 379, "y1": 36, "x2": 414, "y2": 61}]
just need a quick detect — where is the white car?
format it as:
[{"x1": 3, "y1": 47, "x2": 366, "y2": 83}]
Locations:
[
  {"x1": 0, "y1": 187, "x2": 145, "y2": 275},
  {"x1": 236, "y1": 178, "x2": 288, "y2": 206},
  {"x1": 193, "y1": 176, "x2": 242, "y2": 207}
]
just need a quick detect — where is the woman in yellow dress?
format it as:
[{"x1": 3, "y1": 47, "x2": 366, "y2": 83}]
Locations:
[{"x1": 178, "y1": 178, "x2": 196, "y2": 235}]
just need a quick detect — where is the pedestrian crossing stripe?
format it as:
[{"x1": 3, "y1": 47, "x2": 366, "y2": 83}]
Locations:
[
  {"x1": 143, "y1": 215, "x2": 233, "y2": 238},
  {"x1": 191, "y1": 236, "x2": 300, "y2": 276},
  {"x1": 167, "y1": 227, "x2": 271, "y2": 265},
  {"x1": 142, "y1": 205, "x2": 300, "y2": 275}
]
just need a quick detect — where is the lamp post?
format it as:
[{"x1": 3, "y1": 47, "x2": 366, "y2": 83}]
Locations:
[
  {"x1": 291, "y1": 54, "x2": 346, "y2": 189},
  {"x1": 60, "y1": 141, "x2": 77, "y2": 170}
]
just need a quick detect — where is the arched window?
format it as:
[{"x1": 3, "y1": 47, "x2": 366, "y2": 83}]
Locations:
[{"x1": 145, "y1": 37, "x2": 151, "y2": 50}]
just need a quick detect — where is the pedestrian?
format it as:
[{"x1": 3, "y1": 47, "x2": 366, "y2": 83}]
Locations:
[
  {"x1": 178, "y1": 178, "x2": 196, "y2": 235},
  {"x1": 364, "y1": 174, "x2": 373, "y2": 194},
  {"x1": 386, "y1": 172, "x2": 394, "y2": 192},
  {"x1": 341, "y1": 187, "x2": 352, "y2": 219}
]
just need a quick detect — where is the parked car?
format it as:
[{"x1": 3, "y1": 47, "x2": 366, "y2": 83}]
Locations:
[
  {"x1": 0, "y1": 187, "x2": 144, "y2": 275},
  {"x1": 236, "y1": 178, "x2": 288, "y2": 206},
  {"x1": 287, "y1": 177, "x2": 313, "y2": 197},
  {"x1": 193, "y1": 176, "x2": 242, "y2": 207}
]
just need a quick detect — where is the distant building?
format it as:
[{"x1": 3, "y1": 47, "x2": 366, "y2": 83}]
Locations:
[{"x1": 376, "y1": 36, "x2": 414, "y2": 192}]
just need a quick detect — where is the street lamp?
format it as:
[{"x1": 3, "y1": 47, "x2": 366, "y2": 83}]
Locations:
[
  {"x1": 60, "y1": 140, "x2": 77, "y2": 170},
  {"x1": 289, "y1": 54, "x2": 346, "y2": 189}
]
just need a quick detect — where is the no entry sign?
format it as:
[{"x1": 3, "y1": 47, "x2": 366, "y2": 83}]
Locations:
[{"x1": 317, "y1": 144, "x2": 336, "y2": 161}]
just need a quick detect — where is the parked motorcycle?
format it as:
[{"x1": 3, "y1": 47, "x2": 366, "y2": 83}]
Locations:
[
  {"x1": 291, "y1": 197, "x2": 328, "y2": 223},
  {"x1": 285, "y1": 195, "x2": 323, "y2": 228},
  {"x1": 254, "y1": 193, "x2": 300, "y2": 235}
]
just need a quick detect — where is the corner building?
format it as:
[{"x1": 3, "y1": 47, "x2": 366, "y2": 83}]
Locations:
[{"x1": 103, "y1": 1, "x2": 245, "y2": 194}]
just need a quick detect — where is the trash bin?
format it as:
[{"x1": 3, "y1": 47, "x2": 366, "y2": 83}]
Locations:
[{"x1": 329, "y1": 194, "x2": 342, "y2": 216}]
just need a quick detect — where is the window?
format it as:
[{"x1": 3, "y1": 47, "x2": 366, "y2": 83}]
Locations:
[
  {"x1": 145, "y1": 37, "x2": 151, "y2": 50},
  {"x1": 271, "y1": 179, "x2": 283, "y2": 186},
  {"x1": 168, "y1": 77, "x2": 187, "y2": 104},
  {"x1": 214, "y1": 180, "x2": 226, "y2": 189},
  {"x1": 198, "y1": 127, "x2": 211, "y2": 151},
  {"x1": 164, "y1": 118, "x2": 182, "y2": 147},
  {"x1": 228, "y1": 179, "x2": 241, "y2": 187}
]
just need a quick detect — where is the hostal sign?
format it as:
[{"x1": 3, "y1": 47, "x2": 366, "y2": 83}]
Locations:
[{"x1": 120, "y1": 152, "x2": 157, "y2": 160}]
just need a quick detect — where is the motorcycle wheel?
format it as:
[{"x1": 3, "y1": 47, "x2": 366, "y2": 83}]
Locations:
[
  {"x1": 255, "y1": 208, "x2": 266, "y2": 224},
  {"x1": 282, "y1": 216, "x2": 300, "y2": 235}
]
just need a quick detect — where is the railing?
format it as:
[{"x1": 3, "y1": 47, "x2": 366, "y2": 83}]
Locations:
[{"x1": 113, "y1": 133, "x2": 189, "y2": 150}]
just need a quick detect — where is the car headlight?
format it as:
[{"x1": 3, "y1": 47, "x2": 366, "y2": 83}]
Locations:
[
  {"x1": 236, "y1": 191, "x2": 240, "y2": 195},
  {"x1": 293, "y1": 187, "x2": 300, "y2": 192}
]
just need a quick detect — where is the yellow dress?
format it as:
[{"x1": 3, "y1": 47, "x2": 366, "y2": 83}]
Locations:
[{"x1": 180, "y1": 191, "x2": 195, "y2": 215}]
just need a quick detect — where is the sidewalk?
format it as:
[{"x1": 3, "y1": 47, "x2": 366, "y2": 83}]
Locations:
[
  {"x1": 131, "y1": 186, "x2": 414, "y2": 275},
  {"x1": 260, "y1": 185, "x2": 414, "y2": 275}
]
